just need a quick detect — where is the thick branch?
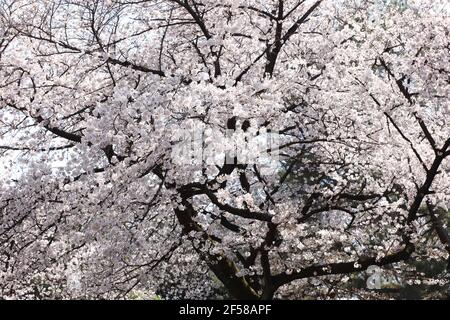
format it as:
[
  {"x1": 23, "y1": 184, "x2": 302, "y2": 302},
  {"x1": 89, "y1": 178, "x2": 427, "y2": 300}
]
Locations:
[{"x1": 272, "y1": 242, "x2": 414, "y2": 289}]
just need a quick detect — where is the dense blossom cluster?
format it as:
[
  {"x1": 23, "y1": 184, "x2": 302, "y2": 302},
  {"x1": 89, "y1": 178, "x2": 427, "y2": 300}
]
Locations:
[{"x1": 0, "y1": 0, "x2": 449, "y2": 299}]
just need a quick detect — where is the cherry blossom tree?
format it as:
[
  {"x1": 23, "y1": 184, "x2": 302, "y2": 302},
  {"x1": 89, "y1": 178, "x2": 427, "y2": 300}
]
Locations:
[{"x1": 0, "y1": 0, "x2": 449, "y2": 299}]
